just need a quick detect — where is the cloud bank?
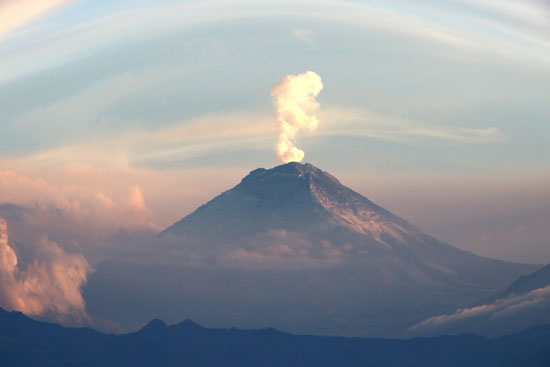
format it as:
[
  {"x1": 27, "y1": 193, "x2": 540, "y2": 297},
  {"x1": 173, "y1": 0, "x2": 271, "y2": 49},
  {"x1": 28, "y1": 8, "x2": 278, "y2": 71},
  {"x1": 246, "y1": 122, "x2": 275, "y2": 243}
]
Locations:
[
  {"x1": 0, "y1": 169, "x2": 153, "y2": 232},
  {"x1": 271, "y1": 71, "x2": 323, "y2": 163},
  {"x1": 0, "y1": 217, "x2": 91, "y2": 320}
]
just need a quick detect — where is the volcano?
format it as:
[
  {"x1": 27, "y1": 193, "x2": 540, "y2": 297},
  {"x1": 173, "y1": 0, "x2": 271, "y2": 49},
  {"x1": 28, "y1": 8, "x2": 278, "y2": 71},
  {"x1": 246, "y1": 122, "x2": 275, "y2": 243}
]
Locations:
[
  {"x1": 156, "y1": 163, "x2": 538, "y2": 335},
  {"x1": 87, "y1": 163, "x2": 537, "y2": 336},
  {"x1": 162, "y1": 162, "x2": 532, "y2": 285},
  {"x1": 162, "y1": 162, "x2": 417, "y2": 243}
]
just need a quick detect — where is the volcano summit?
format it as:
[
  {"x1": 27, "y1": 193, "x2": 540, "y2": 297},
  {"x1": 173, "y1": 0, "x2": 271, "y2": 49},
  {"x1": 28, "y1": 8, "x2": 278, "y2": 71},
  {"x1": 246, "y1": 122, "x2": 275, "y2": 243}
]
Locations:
[{"x1": 162, "y1": 162, "x2": 415, "y2": 244}]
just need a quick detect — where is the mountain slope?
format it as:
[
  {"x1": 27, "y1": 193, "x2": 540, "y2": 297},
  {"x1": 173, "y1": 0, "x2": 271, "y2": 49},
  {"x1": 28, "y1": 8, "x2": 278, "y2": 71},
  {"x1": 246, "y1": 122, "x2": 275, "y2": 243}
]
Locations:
[
  {"x1": 162, "y1": 163, "x2": 413, "y2": 241},
  {"x1": 1, "y1": 307, "x2": 550, "y2": 367},
  {"x1": 496, "y1": 264, "x2": 550, "y2": 299},
  {"x1": 162, "y1": 162, "x2": 533, "y2": 290}
]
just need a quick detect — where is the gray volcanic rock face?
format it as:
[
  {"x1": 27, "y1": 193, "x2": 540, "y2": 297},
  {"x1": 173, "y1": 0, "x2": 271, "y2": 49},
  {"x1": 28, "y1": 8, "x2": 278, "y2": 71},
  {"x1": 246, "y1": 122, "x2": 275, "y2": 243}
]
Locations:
[
  {"x1": 86, "y1": 163, "x2": 537, "y2": 336},
  {"x1": 162, "y1": 162, "x2": 426, "y2": 254}
]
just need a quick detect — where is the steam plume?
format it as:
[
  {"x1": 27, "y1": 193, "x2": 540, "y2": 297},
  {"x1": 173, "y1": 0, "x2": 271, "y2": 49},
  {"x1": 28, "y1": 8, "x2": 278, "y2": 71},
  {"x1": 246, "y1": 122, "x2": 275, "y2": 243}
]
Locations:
[
  {"x1": 271, "y1": 71, "x2": 323, "y2": 163},
  {"x1": 0, "y1": 217, "x2": 90, "y2": 319}
]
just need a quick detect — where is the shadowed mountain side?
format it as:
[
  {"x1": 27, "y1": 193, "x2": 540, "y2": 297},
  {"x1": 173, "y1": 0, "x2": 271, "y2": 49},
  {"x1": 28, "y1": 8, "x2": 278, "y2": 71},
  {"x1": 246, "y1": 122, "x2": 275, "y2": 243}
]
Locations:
[
  {"x1": 491, "y1": 264, "x2": 550, "y2": 301},
  {"x1": 1, "y1": 307, "x2": 549, "y2": 367}
]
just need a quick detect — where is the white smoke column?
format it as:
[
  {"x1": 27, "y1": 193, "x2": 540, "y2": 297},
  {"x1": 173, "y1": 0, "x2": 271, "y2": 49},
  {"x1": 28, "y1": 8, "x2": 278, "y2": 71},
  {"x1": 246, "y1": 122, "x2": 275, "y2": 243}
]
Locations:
[
  {"x1": 271, "y1": 71, "x2": 323, "y2": 163},
  {"x1": 0, "y1": 217, "x2": 91, "y2": 320}
]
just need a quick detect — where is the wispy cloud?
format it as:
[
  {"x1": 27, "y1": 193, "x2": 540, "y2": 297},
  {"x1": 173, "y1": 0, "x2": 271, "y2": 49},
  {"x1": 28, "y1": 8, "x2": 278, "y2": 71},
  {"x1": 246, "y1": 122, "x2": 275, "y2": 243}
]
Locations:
[
  {"x1": 318, "y1": 108, "x2": 505, "y2": 144},
  {"x1": 2, "y1": 0, "x2": 548, "y2": 83},
  {"x1": 6, "y1": 103, "x2": 504, "y2": 171},
  {"x1": 458, "y1": 0, "x2": 550, "y2": 32},
  {"x1": 0, "y1": 0, "x2": 74, "y2": 40},
  {"x1": 5, "y1": 108, "x2": 503, "y2": 174},
  {"x1": 410, "y1": 285, "x2": 550, "y2": 332}
]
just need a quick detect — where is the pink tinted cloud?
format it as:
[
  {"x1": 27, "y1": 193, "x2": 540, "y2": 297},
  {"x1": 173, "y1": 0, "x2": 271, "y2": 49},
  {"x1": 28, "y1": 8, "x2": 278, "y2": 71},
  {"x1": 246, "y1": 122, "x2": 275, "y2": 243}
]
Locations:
[
  {"x1": 0, "y1": 218, "x2": 91, "y2": 320},
  {"x1": 219, "y1": 230, "x2": 345, "y2": 269},
  {"x1": 0, "y1": 0, "x2": 74, "y2": 39},
  {"x1": 0, "y1": 169, "x2": 153, "y2": 230}
]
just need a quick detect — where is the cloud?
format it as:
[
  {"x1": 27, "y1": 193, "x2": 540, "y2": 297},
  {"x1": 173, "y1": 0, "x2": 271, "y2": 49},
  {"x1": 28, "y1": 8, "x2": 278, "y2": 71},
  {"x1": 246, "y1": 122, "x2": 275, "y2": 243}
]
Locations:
[
  {"x1": 0, "y1": 217, "x2": 91, "y2": 320},
  {"x1": 1, "y1": 104, "x2": 504, "y2": 174},
  {"x1": 410, "y1": 285, "x2": 550, "y2": 333},
  {"x1": 219, "y1": 230, "x2": 345, "y2": 269},
  {"x1": 458, "y1": 0, "x2": 550, "y2": 32},
  {"x1": 0, "y1": 169, "x2": 153, "y2": 229},
  {"x1": 0, "y1": 0, "x2": 74, "y2": 40},
  {"x1": 271, "y1": 71, "x2": 324, "y2": 163},
  {"x1": 6, "y1": 113, "x2": 276, "y2": 169},
  {"x1": 318, "y1": 108, "x2": 505, "y2": 144},
  {"x1": 4, "y1": 0, "x2": 547, "y2": 86}
]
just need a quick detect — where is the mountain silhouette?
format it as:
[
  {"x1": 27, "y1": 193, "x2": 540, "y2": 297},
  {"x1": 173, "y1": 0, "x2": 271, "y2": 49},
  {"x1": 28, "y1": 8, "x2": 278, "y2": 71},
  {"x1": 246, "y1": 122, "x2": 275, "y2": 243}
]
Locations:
[
  {"x1": 497, "y1": 264, "x2": 550, "y2": 298},
  {"x1": 0, "y1": 306, "x2": 549, "y2": 367}
]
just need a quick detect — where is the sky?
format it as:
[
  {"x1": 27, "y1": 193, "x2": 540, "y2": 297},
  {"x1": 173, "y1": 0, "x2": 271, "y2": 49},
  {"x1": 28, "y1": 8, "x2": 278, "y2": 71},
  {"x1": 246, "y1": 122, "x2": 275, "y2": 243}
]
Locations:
[{"x1": 0, "y1": 0, "x2": 549, "y2": 275}]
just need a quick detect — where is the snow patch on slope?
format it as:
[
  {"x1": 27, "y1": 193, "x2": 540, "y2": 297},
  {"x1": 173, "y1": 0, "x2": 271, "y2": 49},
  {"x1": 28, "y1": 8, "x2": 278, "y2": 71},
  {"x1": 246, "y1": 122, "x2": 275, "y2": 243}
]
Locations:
[{"x1": 310, "y1": 180, "x2": 407, "y2": 245}]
